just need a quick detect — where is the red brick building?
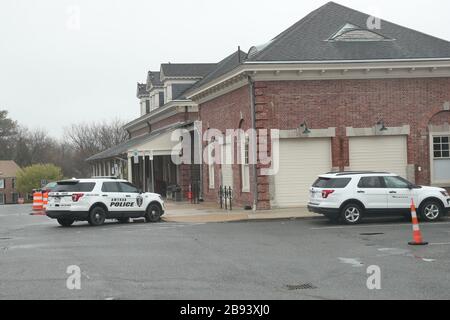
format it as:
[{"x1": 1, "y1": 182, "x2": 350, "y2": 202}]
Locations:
[
  {"x1": 0, "y1": 161, "x2": 22, "y2": 205},
  {"x1": 88, "y1": 64, "x2": 216, "y2": 199},
  {"x1": 185, "y1": 2, "x2": 450, "y2": 210},
  {"x1": 89, "y1": 2, "x2": 450, "y2": 211}
]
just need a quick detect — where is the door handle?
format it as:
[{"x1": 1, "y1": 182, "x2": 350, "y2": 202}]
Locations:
[
  {"x1": 357, "y1": 191, "x2": 365, "y2": 194},
  {"x1": 102, "y1": 195, "x2": 108, "y2": 197},
  {"x1": 389, "y1": 191, "x2": 397, "y2": 194},
  {"x1": 126, "y1": 195, "x2": 131, "y2": 197}
]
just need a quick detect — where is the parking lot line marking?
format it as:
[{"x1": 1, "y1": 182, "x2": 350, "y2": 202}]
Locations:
[
  {"x1": 310, "y1": 222, "x2": 450, "y2": 230},
  {"x1": 429, "y1": 242, "x2": 450, "y2": 246}
]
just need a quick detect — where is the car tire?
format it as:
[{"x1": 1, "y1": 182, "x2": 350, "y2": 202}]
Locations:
[
  {"x1": 145, "y1": 203, "x2": 162, "y2": 223},
  {"x1": 420, "y1": 200, "x2": 444, "y2": 222},
  {"x1": 57, "y1": 218, "x2": 75, "y2": 227},
  {"x1": 88, "y1": 206, "x2": 107, "y2": 226},
  {"x1": 340, "y1": 203, "x2": 363, "y2": 225},
  {"x1": 117, "y1": 218, "x2": 130, "y2": 224}
]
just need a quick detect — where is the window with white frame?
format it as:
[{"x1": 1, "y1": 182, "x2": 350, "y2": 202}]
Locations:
[
  {"x1": 0, "y1": 179, "x2": 4, "y2": 189},
  {"x1": 433, "y1": 136, "x2": 450, "y2": 159},
  {"x1": 241, "y1": 134, "x2": 250, "y2": 192},
  {"x1": 208, "y1": 141, "x2": 215, "y2": 189}
]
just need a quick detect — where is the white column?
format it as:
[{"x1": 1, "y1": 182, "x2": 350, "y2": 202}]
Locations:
[
  {"x1": 143, "y1": 155, "x2": 146, "y2": 192},
  {"x1": 127, "y1": 155, "x2": 132, "y2": 182}
]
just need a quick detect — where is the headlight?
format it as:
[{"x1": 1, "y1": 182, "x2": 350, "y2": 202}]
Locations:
[{"x1": 440, "y1": 191, "x2": 449, "y2": 197}]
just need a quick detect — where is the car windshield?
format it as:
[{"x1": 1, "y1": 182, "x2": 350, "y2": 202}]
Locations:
[
  {"x1": 53, "y1": 182, "x2": 96, "y2": 192},
  {"x1": 44, "y1": 182, "x2": 58, "y2": 190},
  {"x1": 313, "y1": 177, "x2": 352, "y2": 189}
]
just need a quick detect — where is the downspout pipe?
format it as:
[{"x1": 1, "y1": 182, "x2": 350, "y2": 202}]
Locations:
[{"x1": 248, "y1": 75, "x2": 258, "y2": 211}]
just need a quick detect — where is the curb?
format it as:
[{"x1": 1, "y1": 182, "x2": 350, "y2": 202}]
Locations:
[{"x1": 162, "y1": 214, "x2": 321, "y2": 224}]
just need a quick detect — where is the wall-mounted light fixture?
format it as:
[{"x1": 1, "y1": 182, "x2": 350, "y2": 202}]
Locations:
[
  {"x1": 377, "y1": 120, "x2": 388, "y2": 132},
  {"x1": 300, "y1": 120, "x2": 311, "y2": 135}
]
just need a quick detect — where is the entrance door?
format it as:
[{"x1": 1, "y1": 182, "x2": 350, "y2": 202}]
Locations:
[
  {"x1": 431, "y1": 135, "x2": 450, "y2": 185},
  {"x1": 0, "y1": 193, "x2": 4, "y2": 205}
]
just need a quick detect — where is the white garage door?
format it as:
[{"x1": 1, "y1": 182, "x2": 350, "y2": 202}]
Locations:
[
  {"x1": 349, "y1": 136, "x2": 407, "y2": 177},
  {"x1": 274, "y1": 138, "x2": 332, "y2": 208}
]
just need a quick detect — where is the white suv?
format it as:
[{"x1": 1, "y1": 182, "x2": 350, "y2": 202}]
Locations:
[
  {"x1": 308, "y1": 172, "x2": 450, "y2": 224},
  {"x1": 46, "y1": 178, "x2": 165, "y2": 227}
]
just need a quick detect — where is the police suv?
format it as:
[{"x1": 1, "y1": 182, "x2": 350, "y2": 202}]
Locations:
[
  {"x1": 308, "y1": 172, "x2": 450, "y2": 224},
  {"x1": 46, "y1": 178, "x2": 165, "y2": 227}
]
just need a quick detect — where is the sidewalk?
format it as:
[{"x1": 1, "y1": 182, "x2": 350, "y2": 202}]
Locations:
[{"x1": 162, "y1": 201, "x2": 320, "y2": 223}]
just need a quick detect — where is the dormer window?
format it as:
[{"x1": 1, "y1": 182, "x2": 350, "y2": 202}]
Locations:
[{"x1": 328, "y1": 23, "x2": 391, "y2": 42}]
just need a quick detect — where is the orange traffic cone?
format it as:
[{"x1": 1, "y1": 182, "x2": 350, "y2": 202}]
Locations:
[
  {"x1": 408, "y1": 199, "x2": 428, "y2": 246},
  {"x1": 32, "y1": 192, "x2": 43, "y2": 210},
  {"x1": 31, "y1": 191, "x2": 45, "y2": 216},
  {"x1": 42, "y1": 192, "x2": 48, "y2": 210}
]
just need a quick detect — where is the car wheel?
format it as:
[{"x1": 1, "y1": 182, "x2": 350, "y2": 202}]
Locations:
[
  {"x1": 88, "y1": 207, "x2": 106, "y2": 226},
  {"x1": 145, "y1": 203, "x2": 162, "y2": 223},
  {"x1": 57, "y1": 218, "x2": 75, "y2": 227},
  {"x1": 420, "y1": 200, "x2": 443, "y2": 222},
  {"x1": 117, "y1": 218, "x2": 130, "y2": 224},
  {"x1": 341, "y1": 203, "x2": 363, "y2": 225}
]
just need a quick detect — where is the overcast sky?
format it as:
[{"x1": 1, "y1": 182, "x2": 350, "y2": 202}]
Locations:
[{"x1": 1, "y1": 0, "x2": 450, "y2": 137}]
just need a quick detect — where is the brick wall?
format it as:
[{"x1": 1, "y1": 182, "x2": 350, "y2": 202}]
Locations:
[
  {"x1": 0, "y1": 177, "x2": 19, "y2": 204},
  {"x1": 261, "y1": 78, "x2": 450, "y2": 188},
  {"x1": 200, "y1": 77, "x2": 450, "y2": 209},
  {"x1": 199, "y1": 85, "x2": 254, "y2": 209}
]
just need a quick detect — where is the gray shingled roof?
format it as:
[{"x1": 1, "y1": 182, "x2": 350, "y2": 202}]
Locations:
[
  {"x1": 161, "y1": 63, "x2": 217, "y2": 78},
  {"x1": 86, "y1": 122, "x2": 192, "y2": 162},
  {"x1": 247, "y1": 1, "x2": 450, "y2": 62},
  {"x1": 186, "y1": 50, "x2": 247, "y2": 95},
  {"x1": 147, "y1": 71, "x2": 163, "y2": 87}
]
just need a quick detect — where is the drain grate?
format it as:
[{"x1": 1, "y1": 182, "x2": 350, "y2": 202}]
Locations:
[
  {"x1": 360, "y1": 233, "x2": 384, "y2": 236},
  {"x1": 286, "y1": 283, "x2": 317, "y2": 290}
]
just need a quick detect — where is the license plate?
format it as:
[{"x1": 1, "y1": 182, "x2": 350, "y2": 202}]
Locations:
[{"x1": 54, "y1": 197, "x2": 61, "y2": 204}]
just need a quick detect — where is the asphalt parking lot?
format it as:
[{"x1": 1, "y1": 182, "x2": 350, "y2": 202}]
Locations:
[{"x1": 0, "y1": 204, "x2": 449, "y2": 300}]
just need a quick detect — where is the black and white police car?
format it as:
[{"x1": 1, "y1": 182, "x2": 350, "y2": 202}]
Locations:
[
  {"x1": 46, "y1": 178, "x2": 165, "y2": 227},
  {"x1": 308, "y1": 172, "x2": 450, "y2": 224}
]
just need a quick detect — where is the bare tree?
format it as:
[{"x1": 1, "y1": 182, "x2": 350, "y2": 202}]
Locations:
[{"x1": 64, "y1": 119, "x2": 128, "y2": 177}]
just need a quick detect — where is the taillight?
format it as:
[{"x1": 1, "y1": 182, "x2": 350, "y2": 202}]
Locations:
[
  {"x1": 322, "y1": 190, "x2": 335, "y2": 199},
  {"x1": 72, "y1": 193, "x2": 84, "y2": 202}
]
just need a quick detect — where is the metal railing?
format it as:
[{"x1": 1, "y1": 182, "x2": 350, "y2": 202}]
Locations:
[{"x1": 218, "y1": 185, "x2": 233, "y2": 211}]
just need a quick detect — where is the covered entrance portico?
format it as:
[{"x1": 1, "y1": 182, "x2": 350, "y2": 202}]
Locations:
[{"x1": 88, "y1": 122, "x2": 200, "y2": 201}]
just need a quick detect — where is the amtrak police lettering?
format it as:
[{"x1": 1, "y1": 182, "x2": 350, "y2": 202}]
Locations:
[{"x1": 110, "y1": 198, "x2": 135, "y2": 208}]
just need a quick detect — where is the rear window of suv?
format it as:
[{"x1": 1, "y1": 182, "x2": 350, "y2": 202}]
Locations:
[
  {"x1": 53, "y1": 182, "x2": 96, "y2": 192},
  {"x1": 313, "y1": 178, "x2": 352, "y2": 189}
]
